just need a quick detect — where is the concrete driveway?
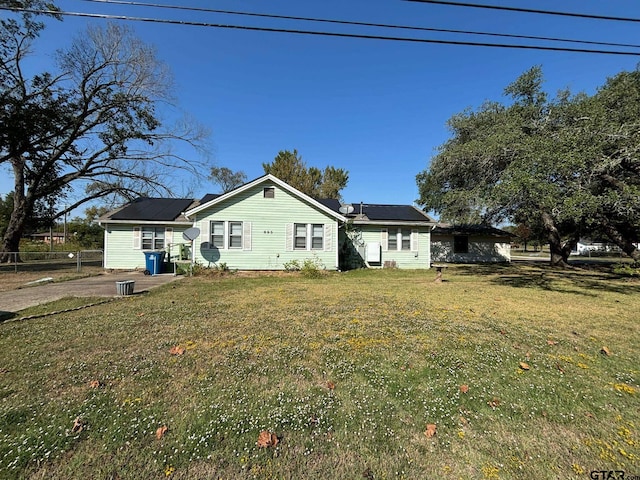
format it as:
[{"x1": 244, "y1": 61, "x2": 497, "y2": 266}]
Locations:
[{"x1": 0, "y1": 271, "x2": 181, "y2": 317}]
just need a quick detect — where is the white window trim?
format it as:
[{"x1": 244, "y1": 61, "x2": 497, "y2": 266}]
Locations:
[
  {"x1": 289, "y1": 223, "x2": 326, "y2": 251},
  {"x1": 138, "y1": 226, "x2": 168, "y2": 250},
  {"x1": 208, "y1": 220, "x2": 251, "y2": 251},
  {"x1": 311, "y1": 224, "x2": 324, "y2": 250}
]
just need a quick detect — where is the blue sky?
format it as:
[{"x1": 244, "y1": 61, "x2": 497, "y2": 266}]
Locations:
[{"x1": 3, "y1": 0, "x2": 640, "y2": 216}]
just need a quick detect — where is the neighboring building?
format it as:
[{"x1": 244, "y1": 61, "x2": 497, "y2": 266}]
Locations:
[
  {"x1": 572, "y1": 238, "x2": 638, "y2": 256},
  {"x1": 29, "y1": 232, "x2": 66, "y2": 245},
  {"x1": 431, "y1": 224, "x2": 514, "y2": 263}
]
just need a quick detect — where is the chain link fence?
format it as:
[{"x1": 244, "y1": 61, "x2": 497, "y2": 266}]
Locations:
[{"x1": 0, "y1": 250, "x2": 103, "y2": 274}]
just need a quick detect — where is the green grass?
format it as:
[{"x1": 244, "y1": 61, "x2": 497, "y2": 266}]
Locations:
[{"x1": 0, "y1": 265, "x2": 638, "y2": 479}]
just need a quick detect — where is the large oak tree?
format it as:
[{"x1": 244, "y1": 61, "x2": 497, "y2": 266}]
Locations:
[
  {"x1": 416, "y1": 66, "x2": 640, "y2": 266},
  {"x1": 0, "y1": 2, "x2": 209, "y2": 259}
]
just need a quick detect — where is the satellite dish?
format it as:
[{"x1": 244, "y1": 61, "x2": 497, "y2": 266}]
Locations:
[
  {"x1": 182, "y1": 227, "x2": 201, "y2": 241},
  {"x1": 339, "y1": 205, "x2": 355, "y2": 215}
]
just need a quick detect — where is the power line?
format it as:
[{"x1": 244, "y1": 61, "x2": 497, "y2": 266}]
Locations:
[
  {"x1": 3, "y1": 6, "x2": 640, "y2": 56},
  {"x1": 404, "y1": 0, "x2": 640, "y2": 23},
  {"x1": 76, "y1": 0, "x2": 640, "y2": 50}
]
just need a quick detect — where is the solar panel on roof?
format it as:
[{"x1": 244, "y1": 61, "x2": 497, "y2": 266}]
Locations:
[{"x1": 110, "y1": 198, "x2": 194, "y2": 221}]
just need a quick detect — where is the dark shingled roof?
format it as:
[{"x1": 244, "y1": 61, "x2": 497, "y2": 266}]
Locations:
[
  {"x1": 316, "y1": 201, "x2": 433, "y2": 222},
  {"x1": 432, "y1": 224, "x2": 515, "y2": 237},
  {"x1": 356, "y1": 204, "x2": 432, "y2": 222},
  {"x1": 199, "y1": 193, "x2": 222, "y2": 205},
  {"x1": 109, "y1": 197, "x2": 194, "y2": 221},
  {"x1": 315, "y1": 198, "x2": 342, "y2": 212}
]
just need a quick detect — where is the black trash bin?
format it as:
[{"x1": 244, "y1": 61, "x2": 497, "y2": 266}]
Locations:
[{"x1": 143, "y1": 251, "x2": 166, "y2": 275}]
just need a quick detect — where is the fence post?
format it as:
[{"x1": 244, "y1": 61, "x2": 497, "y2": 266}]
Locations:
[
  {"x1": 77, "y1": 251, "x2": 81, "y2": 273},
  {"x1": 13, "y1": 252, "x2": 17, "y2": 273}
]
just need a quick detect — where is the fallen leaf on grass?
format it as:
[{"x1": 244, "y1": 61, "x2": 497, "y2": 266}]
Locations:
[
  {"x1": 424, "y1": 424, "x2": 437, "y2": 438},
  {"x1": 169, "y1": 346, "x2": 185, "y2": 356},
  {"x1": 600, "y1": 346, "x2": 611, "y2": 356},
  {"x1": 137, "y1": 312, "x2": 145, "y2": 317},
  {"x1": 459, "y1": 384, "x2": 469, "y2": 394},
  {"x1": 488, "y1": 398, "x2": 501, "y2": 409},
  {"x1": 327, "y1": 381, "x2": 336, "y2": 391},
  {"x1": 71, "y1": 417, "x2": 84, "y2": 434},
  {"x1": 257, "y1": 430, "x2": 279, "y2": 448},
  {"x1": 546, "y1": 340, "x2": 559, "y2": 345},
  {"x1": 556, "y1": 363, "x2": 565, "y2": 374},
  {"x1": 156, "y1": 426, "x2": 168, "y2": 439},
  {"x1": 519, "y1": 362, "x2": 530, "y2": 371},
  {"x1": 89, "y1": 380, "x2": 103, "y2": 388}
]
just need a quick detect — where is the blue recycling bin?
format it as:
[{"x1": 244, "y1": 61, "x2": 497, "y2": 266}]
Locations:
[{"x1": 143, "y1": 251, "x2": 165, "y2": 275}]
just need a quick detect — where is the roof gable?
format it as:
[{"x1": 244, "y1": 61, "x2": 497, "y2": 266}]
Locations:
[{"x1": 185, "y1": 174, "x2": 346, "y2": 221}]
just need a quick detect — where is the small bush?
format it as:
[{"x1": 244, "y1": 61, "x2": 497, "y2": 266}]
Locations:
[
  {"x1": 301, "y1": 256, "x2": 325, "y2": 278},
  {"x1": 283, "y1": 259, "x2": 301, "y2": 272},
  {"x1": 613, "y1": 263, "x2": 640, "y2": 277}
]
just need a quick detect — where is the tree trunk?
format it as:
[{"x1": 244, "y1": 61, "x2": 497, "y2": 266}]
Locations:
[
  {"x1": 542, "y1": 212, "x2": 576, "y2": 267},
  {"x1": 0, "y1": 216, "x2": 25, "y2": 262},
  {"x1": 0, "y1": 160, "x2": 29, "y2": 263},
  {"x1": 601, "y1": 218, "x2": 640, "y2": 265}
]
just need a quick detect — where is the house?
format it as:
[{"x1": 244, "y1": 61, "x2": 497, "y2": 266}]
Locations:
[
  {"x1": 431, "y1": 224, "x2": 514, "y2": 263},
  {"x1": 29, "y1": 231, "x2": 66, "y2": 245},
  {"x1": 99, "y1": 174, "x2": 436, "y2": 271},
  {"x1": 320, "y1": 201, "x2": 435, "y2": 270}
]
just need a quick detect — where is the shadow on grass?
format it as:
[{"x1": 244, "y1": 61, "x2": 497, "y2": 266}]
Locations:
[
  {"x1": 451, "y1": 262, "x2": 640, "y2": 296},
  {"x1": 0, "y1": 311, "x2": 16, "y2": 322}
]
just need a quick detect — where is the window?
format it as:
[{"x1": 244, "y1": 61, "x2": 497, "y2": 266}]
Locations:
[
  {"x1": 454, "y1": 235, "x2": 469, "y2": 254},
  {"x1": 311, "y1": 224, "x2": 324, "y2": 249},
  {"x1": 211, "y1": 221, "x2": 224, "y2": 248},
  {"x1": 142, "y1": 227, "x2": 164, "y2": 250},
  {"x1": 263, "y1": 187, "x2": 275, "y2": 198},
  {"x1": 209, "y1": 220, "x2": 248, "y2": 249},
  {"x1": 294, "y1": 223, "x2": 307, "y2": 249},
  {"x1": 401, "y1": 229, "x2": 411, "y2": 250},
  {"x1": 229, "y1": 221, "x2": 243, "y2": 248},
  {"x1": 388, "y1": 230, "x2": 398, "y2": 251}
]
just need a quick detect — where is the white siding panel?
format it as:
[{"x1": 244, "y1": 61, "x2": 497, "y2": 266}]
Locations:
[
  {"x1": 132, "y1": 227, "x2": 141, "y2": 249},
  {"x1": 324, "y1": 223, "x2": 332, "y2": 252},
  {"x1": 411, "y1": 229, "x2": 418, "y2": 252},
  {"x1": 243, "y1": 221, "x2": 252, "y2": 251},
  {"x1": 285, "y1": 223, "x2": 293, "y2": 251}
]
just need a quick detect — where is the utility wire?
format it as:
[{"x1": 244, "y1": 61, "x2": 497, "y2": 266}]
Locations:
[
  {"x1": 404, "y1": 0, "x2": 640, "y2": 23},
  {"x1": 75, "y1": 0, "x2": 640, "y2": 50},
  {"x1": 3, "y1": 6, "x2": 640, "y2": 56}
]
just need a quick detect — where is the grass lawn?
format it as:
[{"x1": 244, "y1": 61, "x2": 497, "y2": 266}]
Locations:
[{"x1": 0, "y1": 264, "x2": 638, "y2": 479}]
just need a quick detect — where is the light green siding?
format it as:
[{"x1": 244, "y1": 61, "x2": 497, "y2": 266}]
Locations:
[
  {"x1": 340, "y1": 224, "x2": 431, "y2": 269},
  {"x1": 193, "y1": 182, "x2": 339, "y2": 270},
  {"x1": 103, "y1": 223, "x2": 189, "y2": 270}
]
